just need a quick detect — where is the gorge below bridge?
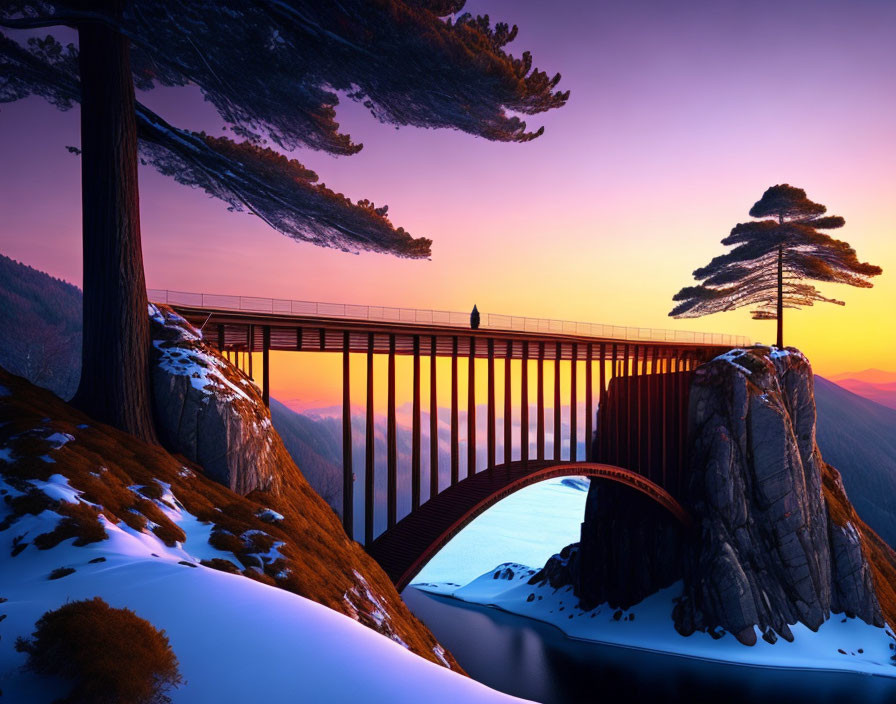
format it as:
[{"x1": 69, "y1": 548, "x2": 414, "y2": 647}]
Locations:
[{"x1": 151, "y1": 289, "x2": 748, "y2": 589}]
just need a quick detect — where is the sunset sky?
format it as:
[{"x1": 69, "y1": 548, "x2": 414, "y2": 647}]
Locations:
[{"x1": 1, "y1": 0, "x2": 893, "y2": 407}]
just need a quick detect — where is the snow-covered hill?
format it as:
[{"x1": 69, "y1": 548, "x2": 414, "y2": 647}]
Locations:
[
  {"x1": 0, "y1": 364, "x2": 529, "y2": 701},
  {"x1": 0, "y1": 473, "x2": 524, "y2": 703}
]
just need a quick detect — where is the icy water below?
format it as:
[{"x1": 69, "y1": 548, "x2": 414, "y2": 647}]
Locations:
[{"x1": 404, "y1": 587, "x2": 896, "y2": 704}]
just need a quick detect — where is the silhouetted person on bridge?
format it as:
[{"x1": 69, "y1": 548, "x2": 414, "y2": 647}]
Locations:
[{"x1": 470, "y1": 305, "x2": 480, "y2": 329}]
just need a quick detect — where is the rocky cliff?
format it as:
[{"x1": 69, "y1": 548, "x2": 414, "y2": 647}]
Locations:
[
  {"x1": 675, "y1": 347, "x2": 883, "y2": 644},
  {"x1": 535, "y1": 346, "x2": 894, "y2": 646}
]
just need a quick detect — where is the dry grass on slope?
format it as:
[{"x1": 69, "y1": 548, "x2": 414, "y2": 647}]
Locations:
[
  {"x1": 0, "y1": 368, "x2": 460, "y2": 671},
  {"x1": 823, "y1": 463, "x2": 896, "y2": 629}
]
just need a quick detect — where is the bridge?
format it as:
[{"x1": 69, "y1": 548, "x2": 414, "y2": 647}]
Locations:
[{"x1": 149, "y1": 289, "x2": 748, "y2": 588}]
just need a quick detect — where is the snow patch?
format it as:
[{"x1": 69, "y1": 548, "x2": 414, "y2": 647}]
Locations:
[
  {"x1": 44, "y1": 432, "x2": 74, "y2": 449},
  {"x1": 714, "y1": 349, "x2": 753, "y2": 375},
  {"x1": 256, "y1": 507, "x2": 284, "y2": 523}
]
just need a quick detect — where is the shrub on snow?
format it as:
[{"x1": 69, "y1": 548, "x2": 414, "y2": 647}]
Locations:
[{"x1": 15, "y1": 597, "x2": 182, "y2": 703}]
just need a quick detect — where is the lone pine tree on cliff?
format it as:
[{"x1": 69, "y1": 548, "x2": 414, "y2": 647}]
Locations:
[
  {"x1": 0, "y1": 1, "x2": 568, "y2": 442},
  {"x1": 670, "y1": 184, "x2": 882, "y2": 348}
]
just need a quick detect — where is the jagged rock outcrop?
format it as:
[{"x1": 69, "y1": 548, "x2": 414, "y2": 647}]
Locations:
[
  {"x1": 148, "y1": 304, "x2": 281, "y2": 495},
  {"x1": 674, "y1": 347, "x2": 883, "y2": 644}
]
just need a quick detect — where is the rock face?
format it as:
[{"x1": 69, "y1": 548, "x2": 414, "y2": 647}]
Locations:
[
  {"x1": 674, "y1": 347, "x2": 883, "y2": 644},
  {"x1": 148, "y1": 304, "x2": 281, "y2": 495},
  {"x1": 566, "y1": 482, "x2": 684, "y2": 610}
]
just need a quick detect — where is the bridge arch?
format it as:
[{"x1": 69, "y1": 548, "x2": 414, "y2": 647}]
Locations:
[{"x1": 366, "y1": 460, "x2": 691, "y2": 591}]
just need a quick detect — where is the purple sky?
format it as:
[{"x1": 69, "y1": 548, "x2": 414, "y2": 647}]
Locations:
[{"x1": 1, "y1": 0, "x2": 894, "y2": 375}]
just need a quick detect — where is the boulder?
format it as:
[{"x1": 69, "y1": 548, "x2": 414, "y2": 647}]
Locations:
[{"x1": 148, "y1": 304, "x2": 281, "y2": 495}]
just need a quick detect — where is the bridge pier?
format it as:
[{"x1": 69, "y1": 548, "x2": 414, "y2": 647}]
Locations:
[
  {"x1": 412, "y1": 335, "x2": 421, "y2": 511},
  {"x1": 342, "y1": 331, "x2": 352, "y2": 535},
  {"x1": 468, "y1": 337, "x2": 476, "y2": 477},
  {"x1": 488, "y1": 339, "x2": 496, "y2": 470},
  {"x1": 537, "y1": 342, "x2": 545, "y2": 461},
  {"x1": 451, "y1": 336, "x2": 459, "y2": 485},
  {"x1": 570, "y1": 342, "x2": 577, "y2": 462},
  {"x1": 387, "y1": 334, "x2": 397, "y2": 529},
  {"x1": 262, "y1": 325, "x2": 270, "y2": 407},
  {"x1": 504, "y1": 342, "x2": 512, "y2": 466},
  {"x1": 553, "y1": 349, "x2": 561, "y2": 461},
  {"x1": 365, "y1": 333, "x2": 374, "y2": 545},
  {"x1": 521, "y1": 341, "x2": 529, "y2": 466},
  {"x1": 429, "y1": 336, "x2": 438, "y2": 498},
  {"x1": 585, "y1": 343, "x2": 593, "y2": 462}
]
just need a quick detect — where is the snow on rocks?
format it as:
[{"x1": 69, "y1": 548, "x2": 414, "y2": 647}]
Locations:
[
  {"x1": 344, "y1": 570, "x2": 414, "y2": 651},
  {"x1": 149, "y1": 304, "x2": 253, "y2": 405},
  {"x1": 256, "y1": 507, "x2": 285, "y2": 523},
  {"x1": 148, "y1": 303, "x2": 282, "y2": 495},
  {"x1": 713, "y1": 349, "x2": 754, "y2": 375}
]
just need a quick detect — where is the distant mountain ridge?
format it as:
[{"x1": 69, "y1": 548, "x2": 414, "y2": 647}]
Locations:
[
  {"x1": 0, "y1": 253, "x2": 81, "y2": 399},
  {"x1": 814, "y1": 375, "x2": 896, "y2": 547},
  {"x1": 826, "y1": 369, "x2": 896, "y2": 410}
]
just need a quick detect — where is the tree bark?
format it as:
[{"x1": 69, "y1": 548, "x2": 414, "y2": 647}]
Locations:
[{"x1": 71, "y1": 0, "x2": 158, "y2": 443}]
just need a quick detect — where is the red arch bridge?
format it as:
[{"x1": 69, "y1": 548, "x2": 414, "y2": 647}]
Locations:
[{"x1": 151, "y1": 289, "x2": 747, "y2": 588}]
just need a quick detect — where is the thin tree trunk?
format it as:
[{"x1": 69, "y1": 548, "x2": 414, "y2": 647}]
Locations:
[
  {"x1": 72, "y1": 0, "x2": 158, "y2": 443},
  {"x1": 776, "y1": 243, "x2": 784, "y2": 349}
]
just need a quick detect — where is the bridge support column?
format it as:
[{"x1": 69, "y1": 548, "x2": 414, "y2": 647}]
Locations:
[
  {"x1": 248, "y1": 325, "x2": 254, "y2": 380},
  {"x1": 646, "y1": 346, "x2": 655, "y2": 482},
  {"x1": 585, "y1": 343, "x2": 593, "y2": 462},
  {"x1": 412, "y1": 335, "x2": 421, "y2": 510},
  {"x1": 625, "y1": 344, "x2": 633, "y2": 468},
  {"x1": 660, "y1": 347, "x2": 668, "y2": 489},
  {"x1": 430, "y1": 336, "x2": 438, "y2": 498},
  {"x1": 342, "y1": 331, "x2": 353, "y2": 537},
  {"x1": 611, "y1": 344, "x2": 619, "y2": 465},
  {"x1": 365, "y1": 333, "x2": 374, "y2": 545},
  {"x1": 554, "y1": 344, "x2": 561, "y2": 461},
  {"x1": 598, "y1": 343, "x2": 607, "y2": 462},
  {"x1": 537, "y1": 342, "x2": 545, "y2": 461},
  {"x1": 451, "y1": 336, "x2": 459, "y2": 486},
  {"x1": 570, "y1": 343, "x2": 578, "y2": 462},
  {"x1": 487, "y1": 339, "x2": 496, "y2": 471},
  {"x1": 468, "y1": 337, "x2": 476, "y2": 477},
  {"x1": 217, "y1": 324, "x2": 225, "y2": 351},
  {"x1": 387, "y1": 334, "x2": 397, "y2": 529},
  {"x1": 504, "y1": 341, "x2": 512, "y2": 465},
  {"x1": 521, "y1": 341, "x2": 529, "y2": 466},
  {"x1": 633, "y1": 344, "x2": 641, "y2": 471},
  {"x1": 261, "y1": 325, "x2": 270, "y2": 407}
]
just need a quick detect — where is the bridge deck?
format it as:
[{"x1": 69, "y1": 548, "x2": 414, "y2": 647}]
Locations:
[
  {"x1": 366, "y1": 460, "x2": 691, "y2": 591},
  {"x1": 150, "y1": 288, "x2": 750, "y2": 350}
]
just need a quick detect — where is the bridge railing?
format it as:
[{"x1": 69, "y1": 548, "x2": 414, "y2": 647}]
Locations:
[{"x1": 148, "y1": 288, "x2": 751, "y2": 347}]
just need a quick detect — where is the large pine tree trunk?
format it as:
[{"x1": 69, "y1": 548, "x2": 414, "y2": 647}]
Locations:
[{"x1": 71, "y1": 1, "x2": 157, "y2": 443}]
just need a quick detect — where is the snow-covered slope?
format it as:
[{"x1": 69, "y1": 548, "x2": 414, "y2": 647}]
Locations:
[{"x1": 0, "y1": 473, "x2": 525, "y2": 703}]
